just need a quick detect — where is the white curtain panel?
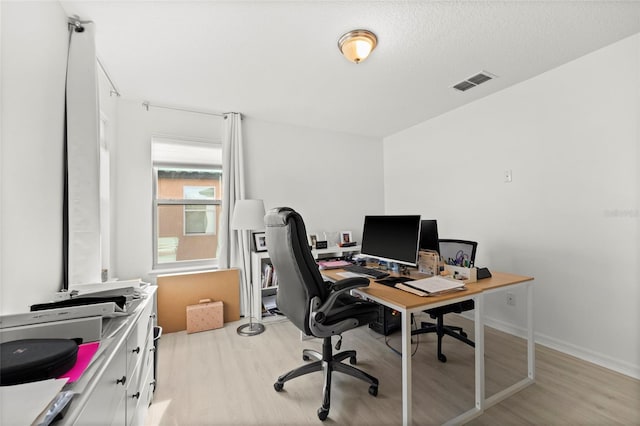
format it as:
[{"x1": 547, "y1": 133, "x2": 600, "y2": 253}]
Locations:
[
  {"x1": 66, "y1": 23, "x2": 101, "y2": 285},
  {"x1": 219, "y1": 112, "x2": 248, "y2": 315}
]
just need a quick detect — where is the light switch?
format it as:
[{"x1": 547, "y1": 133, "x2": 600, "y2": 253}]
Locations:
[{"x1": 504, "y1": 169, "x2": 513, "y2": 183}]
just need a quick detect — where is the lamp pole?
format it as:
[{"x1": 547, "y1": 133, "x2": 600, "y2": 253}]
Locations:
[{"x1": 231, "y1": 199, "x2": 266, "y2": 336}]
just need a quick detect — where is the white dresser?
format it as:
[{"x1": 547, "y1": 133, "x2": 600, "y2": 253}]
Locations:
[{"x1": 61, "y1": 286, "x2": 157, "y2": 425}]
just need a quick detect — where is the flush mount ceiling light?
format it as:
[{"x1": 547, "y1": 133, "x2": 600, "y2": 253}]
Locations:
[{"x1": 338, "y1": 29, "x2": 377, "y2": 64}]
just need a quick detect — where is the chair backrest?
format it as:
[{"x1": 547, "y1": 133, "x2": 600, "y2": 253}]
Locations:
[
  {"x1": 264, "y1": 207, "x2": 328, "y2": 335},
  {"x1": 438, "y1": 239, "x2": 478, "y2": 267}
]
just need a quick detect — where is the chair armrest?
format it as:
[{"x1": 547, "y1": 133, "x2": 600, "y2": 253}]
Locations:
[
  {"x1": 312, "y1": 277, "x2": 370, "y2": 325},
  {"x1": 330, "y1": 277, "x2": 370, "y2": 292}
]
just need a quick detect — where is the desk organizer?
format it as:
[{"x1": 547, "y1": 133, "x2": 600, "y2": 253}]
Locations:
[{"x1": 443, "y1": 265, "x2": 477, "y2": 284}]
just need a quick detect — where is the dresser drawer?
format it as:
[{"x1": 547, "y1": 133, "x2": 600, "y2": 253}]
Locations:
[
  {"x1": 127, "y1": 358, "x2": 154, "y2": 426},
  {"x1": 125, "y1": 301, "x2": 153, "y2": 378},
  {"x1": 74, "y1": 347, "x2": 127, "y2": 426}
]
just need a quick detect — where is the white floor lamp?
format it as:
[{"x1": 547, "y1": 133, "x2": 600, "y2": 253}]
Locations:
[{"x1": 231, "y1": 199, "x2": 266, "y2": 336}]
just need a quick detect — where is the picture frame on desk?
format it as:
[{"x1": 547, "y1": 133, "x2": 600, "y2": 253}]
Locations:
[
  {"x1": 252, "y1": 232, "x2": 268, "y2": 252},
  {"x1": 340, "y1": 231, "x2": 352, "y2": 245},
  {"x1": 308, "y1": 234, "x2": 318, "y2": 249}
]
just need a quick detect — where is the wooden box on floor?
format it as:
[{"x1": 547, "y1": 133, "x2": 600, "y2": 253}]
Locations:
[{"x1": 186, "y1": 299, "x2": 224, "y2": 333}]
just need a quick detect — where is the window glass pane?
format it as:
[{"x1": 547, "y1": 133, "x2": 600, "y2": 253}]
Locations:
[
  {"x1": 184, "y1": 186, "x2": 215, "y2": 200},
  {"x1": 157, "y1": 204, "x2": 220, "y2": 263},
  {"x1": 157, "y1": 168, "x2": 222, "y2": 200},
  {"x1": 184, "y1": 205, "x2": 216, "y2": 235}
]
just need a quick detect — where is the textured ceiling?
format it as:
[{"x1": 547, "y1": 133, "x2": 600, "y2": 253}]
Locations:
[{"x1": 59, "y1": 1, "x2": 640, "y2": 138}]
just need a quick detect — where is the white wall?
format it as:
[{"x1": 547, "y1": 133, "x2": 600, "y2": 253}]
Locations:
[
  {"x1": 0, "y1": 1, "x2": 69, "y2": 314},
  {"x1": 114, "y1": 106, "x2": 384, "y2": 282},
  {"x1": 243, "y1": 119, "x2": 384, "y2": 241},
  {"x1": 384, "y1": 34, "x2": 640, "y2": 378}
]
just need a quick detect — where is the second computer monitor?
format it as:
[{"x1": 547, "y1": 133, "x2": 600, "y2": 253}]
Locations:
[
  {"x1": 360, "y1": 215, "x2": 422, "y2": 267},
  {"x1": 419, "y1": 219, "x2": 440, "y2": 253}
]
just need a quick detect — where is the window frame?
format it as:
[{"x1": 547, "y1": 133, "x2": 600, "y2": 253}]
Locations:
[{"x1": 152, "y1": 161, "x2": 222, "y2": 271}]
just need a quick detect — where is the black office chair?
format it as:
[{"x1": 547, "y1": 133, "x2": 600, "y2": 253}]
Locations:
[
  {"x1": 412, "y1": 239, "x2": 478, "y2": 363},
  {"x1": 265, "y1": 207, "x2": 380, "y2": 421}
]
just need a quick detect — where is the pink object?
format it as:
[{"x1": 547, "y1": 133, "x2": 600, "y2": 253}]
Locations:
[
  {"x1": 58, "y1": 342, "x2": 100, "y2": 383},
  {"x1": 317, "y1": 260, "x2": 351, "y2": 270}
]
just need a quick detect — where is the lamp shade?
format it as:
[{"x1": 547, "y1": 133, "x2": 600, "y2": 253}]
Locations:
[
  {"x1": 231, "y1": 199, "x2": 266, "y2": 231},
  {"x1": 338, "y1": 29, "x2": 377, "y2": 64}
]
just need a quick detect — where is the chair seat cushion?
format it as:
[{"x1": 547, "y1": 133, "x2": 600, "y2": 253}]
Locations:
[
  {"x1": 427, "y1": 299, "x2": 474, "y2": 318},
  {"x1": 323, "y1": 294, "x2": 379, "y2": 327}
]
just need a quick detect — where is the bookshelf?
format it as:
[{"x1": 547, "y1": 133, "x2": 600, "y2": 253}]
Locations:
[{"x1": 250, "y1": 245, "x2": 361, "y2": 321}]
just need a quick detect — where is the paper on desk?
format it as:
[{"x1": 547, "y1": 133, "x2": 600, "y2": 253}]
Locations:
[
  {"x1": 0, "y1": 378, "x2": 68, "y2": 425},
  {"x1": 403, "y1": 276, "x2": 465, "y2": 294}
]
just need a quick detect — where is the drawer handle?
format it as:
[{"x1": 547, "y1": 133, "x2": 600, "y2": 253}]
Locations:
[
  {"x1": 132, "y1": 392, "x2": 140, "y2": 399},
  {"x1": 132, "y1": 347, "x2": 140, "y2": 354},
  {"x1": 150, "y1": 313, "x2": 157, "y2": 319},
  {"x1": 116, "y1": 376, "x2": 127, "y2": 385}
]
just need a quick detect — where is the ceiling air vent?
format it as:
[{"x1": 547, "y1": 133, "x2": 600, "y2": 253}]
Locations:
[{"x1": 453, "y1": 71, "x2": 496, "y2": 92}]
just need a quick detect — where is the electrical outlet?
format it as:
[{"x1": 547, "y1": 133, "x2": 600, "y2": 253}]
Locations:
[{"x1": 506, "y1": 292, "x2": 516, "y2": 306}]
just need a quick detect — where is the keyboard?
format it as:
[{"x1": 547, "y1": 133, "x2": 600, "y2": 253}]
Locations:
[{"x1": 343, "y1": 264, "x2": 390, "y2": 279}]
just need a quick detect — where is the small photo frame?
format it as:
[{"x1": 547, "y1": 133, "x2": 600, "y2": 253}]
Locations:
[
  {"x1": 253, "y1": 232, "x2": 268, "y2": 252},
  {"x1": 308, "y1": 234, "x2": 318, "y2": 249},
  {"x1": 340, "y1": 231, "x2": 352, "y2": 245}
]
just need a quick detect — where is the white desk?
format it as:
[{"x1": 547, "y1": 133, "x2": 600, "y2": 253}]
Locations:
[{"x1": 323, "y1": 270, "x2": 535, "y2": 425}]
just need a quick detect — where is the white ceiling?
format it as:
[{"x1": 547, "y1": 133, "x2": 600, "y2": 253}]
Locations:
[{"x1": 59, "y1": 1, "x2": 640, "y2": 139}]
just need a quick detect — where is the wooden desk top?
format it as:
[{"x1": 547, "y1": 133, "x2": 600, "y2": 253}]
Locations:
[{"x1": 322, "y1": 269, "x2": 533, "y2": 311}]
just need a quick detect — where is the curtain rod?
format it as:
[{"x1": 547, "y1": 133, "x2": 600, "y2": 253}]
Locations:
[
  {"x1": 67, "y1": 17, "x2": 121, "y2": 97},
  {"x1": 96, "y1": 57, "x2": 121, "y2": 97},
  {"x1": 142, "y1": 101, "x2": 225, "y2": 117}
]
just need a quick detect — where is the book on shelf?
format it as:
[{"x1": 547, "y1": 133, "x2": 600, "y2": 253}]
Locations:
[{"x1": 261, "y1": 264, "x2": 278, "y2": 288}]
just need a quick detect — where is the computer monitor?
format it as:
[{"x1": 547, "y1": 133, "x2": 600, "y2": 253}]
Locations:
[
  {"x1": 360, "y1": 215, "x2": 422, "y2": 267},
  {"x1": 419, "y1": 219, "x2": 439, "y2": 253}
]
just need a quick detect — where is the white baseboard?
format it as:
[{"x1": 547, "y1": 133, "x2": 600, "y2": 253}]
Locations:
[{"x1": 461, "y1": 313, "x2": 640, "y2": 380}]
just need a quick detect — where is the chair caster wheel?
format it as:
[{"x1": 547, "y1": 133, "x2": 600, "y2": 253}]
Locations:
[
  {"x1": 460, "y1": 331, "x2": 468, "y2": 338},
  {"x1": 317, "y1": 407, "x2": 329, "y2": 421},
  {"x1": 368, "y1": 385, "x2": 378, "y2": 397},
  {"x1": 349, "y1": 356, "x2": 357, "y2": 365},
  {"x1": 274, "y1": 382, "x2": 284, "y2": 392},
  {"x1": 438, "y1": 354, "x2": 447, "y2": 363},
  {"x1": 302, "y1": 355, "x2": 310, "y2": 361}
]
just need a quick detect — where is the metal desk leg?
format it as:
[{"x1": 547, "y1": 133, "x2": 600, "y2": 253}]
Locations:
[
  {"x1": 443, "y1": 294, "x2": 485, "y2": 426},
  {"x1": 484, "y1": 281, "x2": 536, "y2": 408},
  {"x1": 475, "y1": 293, "x2": 485, "y2": 411},
  {"x1": 527, "y1": 283, "x2": 535, "y2": 380},
  {"x1": 402, "y1": 309, "x2": 412, "y2": 426}
]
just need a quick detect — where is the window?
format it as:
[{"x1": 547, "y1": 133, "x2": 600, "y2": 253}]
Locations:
[{"x1": 152, "y1": 138, "x2": 223, "y2": 269}]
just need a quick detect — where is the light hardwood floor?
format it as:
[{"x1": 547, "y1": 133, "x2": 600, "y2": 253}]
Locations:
[{"x1": 147, "y1": 314, "x2": 640, "y2": 425}]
